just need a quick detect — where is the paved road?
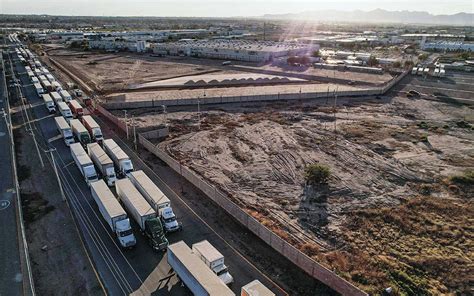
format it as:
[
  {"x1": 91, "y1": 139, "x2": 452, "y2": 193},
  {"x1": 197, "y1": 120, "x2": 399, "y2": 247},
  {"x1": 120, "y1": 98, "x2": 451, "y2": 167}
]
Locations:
[
  {"x1": 392, "y1": 70, "x2": 474, "y2": 103},
  {"x1": 13, "y1": 44, "x2": 289, "y2": 295},
  {"x1": 0, "y1": 53, "x2": 23, "y2": 296}
]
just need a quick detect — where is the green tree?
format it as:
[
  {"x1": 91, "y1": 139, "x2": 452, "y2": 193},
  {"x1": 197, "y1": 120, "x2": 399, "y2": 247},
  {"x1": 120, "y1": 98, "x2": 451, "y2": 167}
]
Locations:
[
  {"x1": 367, "y1": 56, "x2": 379, "y2": 67},
  {"x1": 418, "y1": 53, "x2": 428, "y2": 61},
  {"x1": 305, "y1": 164, "x2": 331, "y2": 185},
  {"x1": 312, "y1": 50, "x2": 321, "y2": 58}
]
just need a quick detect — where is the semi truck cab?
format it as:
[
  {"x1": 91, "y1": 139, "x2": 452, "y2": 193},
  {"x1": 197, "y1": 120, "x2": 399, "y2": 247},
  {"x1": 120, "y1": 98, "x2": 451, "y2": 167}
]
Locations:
[
  {"x1": 160, "y1": 206, "x2": 182, "y2": 232},
  {"x1": 105, "y1": 166, "x2": 116, "y2": 187},
  {"x1": 144, "y1": 218, "x2": 169, "y2": 251},
  {"x1": 115, "y1": 218, "x2": 136, "y2": 248}
]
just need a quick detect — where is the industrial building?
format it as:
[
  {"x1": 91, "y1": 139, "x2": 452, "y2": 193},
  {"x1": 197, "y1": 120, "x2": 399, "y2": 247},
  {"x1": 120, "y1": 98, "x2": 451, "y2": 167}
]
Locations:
[
  {"x1": 422, "y1": 41, "x2": 474, "y2": 52},
  {"x1": 88, "y1": 39, "x2": 148, "y2": 52},
  {"x1": 152, "y1": 40, "x2": 318, "y2": 62}
]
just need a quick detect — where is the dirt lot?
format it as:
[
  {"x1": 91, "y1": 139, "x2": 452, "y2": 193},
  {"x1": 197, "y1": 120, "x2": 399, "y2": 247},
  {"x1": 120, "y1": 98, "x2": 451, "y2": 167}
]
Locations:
[
  {"x1": 118, "y1": 95, "x2": 474, "y2": 294},
  {"x1": 45, "y1": 48, "x2": 393, "y2": 95}
]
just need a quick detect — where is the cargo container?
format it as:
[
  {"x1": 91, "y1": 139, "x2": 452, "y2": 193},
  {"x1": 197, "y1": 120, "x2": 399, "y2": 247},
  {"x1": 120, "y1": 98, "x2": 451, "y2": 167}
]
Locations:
[
  {"x1": 241, "y1": 280, "x2": 274, "y2": 296},
  {"x1": 70, "y1": 143, "x2": 98, "y2": 186},
  {"x1": 103, "y1": 139, "x2": 134, "y2": 177},
  {"x1": 115, "y1": 179, "x2": 168, "y2": 251},
  {"x1": 82, "y1": 115, "x2": 103, "y2": 143},
  {"x1": 51, "y1": 81, "x2": 62, "y2": 91},
  {"x1": 87, "y1": 143, "x2": 116, "y2": 186},
  {"x1": 68, "y1": 99, "x2": 84, "y2": 118},
  {"x1": 41, "y1": 80, "x2": 52, "y2": 92},
  {"x1": 60, "y1": 90, "x2": 72, "y2": 102},
  {"x1": 58, "y1": 101, "x2": 73, "y2": 122},
  {"x1": 129, "y1": 170, "x2": 181, "y2": 232},
  {"x1": 54, "y1": 116, "x2": 75, "y2": 146},
  {"x1": 42, "y1": 93, "x2": 56, "y2": 114},
  {"x1": 90, "y1": 180, "x2": 136, "y2": 248},
  {"x1": 46, "y1": 74, "x2": 55, "y2": 82},
  {"x1": 70, "y1": 119, "x2": 91, "y2": 146},
  {"x1": 34, "y1": 82, "x2": 44, "y2": 96},
  {"x1": 50, "y1": 91, "x2": 63, "y2": 104},
  {"x1": 192, "y1": 240, "x2": 234, "y2": 285},
  {"x1": 167, "y1": 241, "x2": 235, "y2": 296}
]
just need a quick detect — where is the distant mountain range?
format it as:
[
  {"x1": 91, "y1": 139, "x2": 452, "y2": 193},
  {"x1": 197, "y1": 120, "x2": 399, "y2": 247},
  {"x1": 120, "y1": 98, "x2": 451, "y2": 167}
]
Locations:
[{"x1": 260, "y1": 9, "x2": 473, "y2": 26}]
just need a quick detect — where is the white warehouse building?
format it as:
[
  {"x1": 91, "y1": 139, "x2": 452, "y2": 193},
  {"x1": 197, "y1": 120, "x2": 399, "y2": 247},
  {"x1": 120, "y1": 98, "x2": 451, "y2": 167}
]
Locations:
[
  {"x1": 152, "y1": 40, "x2": 319, "y2": 62},
  {"x1": 422, "y1": 41, "x2": 474, "y2": 52}
]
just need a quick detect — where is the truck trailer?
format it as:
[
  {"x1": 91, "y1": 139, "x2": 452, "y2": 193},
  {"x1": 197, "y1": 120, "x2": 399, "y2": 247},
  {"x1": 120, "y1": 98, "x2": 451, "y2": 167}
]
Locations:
[
  {"x1": 241, "y1": 280, "x2": 274, "y2": 296},
  {"x1": 70, "y1": 143, "x2": 98, "y2": 186},
  {"x1": 54, "y1": 116, "x2": 75, "y2": 146},
  {"x1": 87, "y1": 143, "x2": 116, "y2": 186},
  {"x1": 50, "y1": 91, "x2": 63, "y2": 104},
  {"x1": 60, "y1": 90, "x2": 72, "y2": 102},
  {"x1": 192, "y1": 240, "x2": 234, "y2": 285},
  {"x1": 42, "y1": 93, "x2": 55, "y2": 114},
  {"x1": 34, "y1": 82, "x2": 44, "y2": 96},
  {"x1": 128, "y1": 170, "x2": 181, "y2": 232},
  {"x1": 90, "y1": 180, "x2": 136, "y2": 248},
  {"x1": 115, "y1": 179, "x2": 168, "y2": 251},
  {"x1": 68, "y1": 99, "x2": 84, "y2": 118},
  {"x1": 103, "y1": 139, "x2": 134, "y2": 177},
  {"x1": 167, "y1": 241, "x2": 235, "y2": 296},
  {"x1": 70, "y1": 119, "x2": 91, "y2": 146},
  {"x1": 82, "y1": 115, "x2": 103, "y2": 143},
  {"x1": 57, "y1": 101, "x2": 73, "y2": 122}
]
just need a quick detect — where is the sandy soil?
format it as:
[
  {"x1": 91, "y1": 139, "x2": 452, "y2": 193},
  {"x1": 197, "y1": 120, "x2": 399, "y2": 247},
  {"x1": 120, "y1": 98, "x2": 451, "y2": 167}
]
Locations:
[
  {"x1": 105, "y1": 83, "x2": 366, "y2": 103},
  {"x1": 120, "y1": 94, "x2": 474, "y2": 294}
]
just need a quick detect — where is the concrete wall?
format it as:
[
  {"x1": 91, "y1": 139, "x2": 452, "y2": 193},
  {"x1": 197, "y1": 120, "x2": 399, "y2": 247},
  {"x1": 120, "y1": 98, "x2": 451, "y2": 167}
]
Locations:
[
  {"x1": 138, "y1": 133, "x2": 367, "y2": 296},
  {"x1": 104, "y1": 87, "x2": 384, "y2": 110}
]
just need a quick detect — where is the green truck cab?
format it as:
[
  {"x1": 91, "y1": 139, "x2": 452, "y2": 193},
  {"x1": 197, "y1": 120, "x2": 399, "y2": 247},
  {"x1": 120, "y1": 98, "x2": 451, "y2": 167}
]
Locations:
[{"x1": 144, "y1": 218, "x2": 169, "y2": 251}]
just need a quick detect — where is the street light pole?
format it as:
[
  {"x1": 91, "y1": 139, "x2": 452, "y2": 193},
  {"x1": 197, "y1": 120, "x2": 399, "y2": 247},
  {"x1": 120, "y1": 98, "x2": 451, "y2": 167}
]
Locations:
[{"x1": 123, "y1": 110, "x2": 129, "y2": 139}]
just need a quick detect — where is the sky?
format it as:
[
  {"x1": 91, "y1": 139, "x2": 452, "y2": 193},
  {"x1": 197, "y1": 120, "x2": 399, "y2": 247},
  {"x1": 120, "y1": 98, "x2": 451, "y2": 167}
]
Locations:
[{"x1": 1, "y1": 0, "x2": 473, "y2": 17}]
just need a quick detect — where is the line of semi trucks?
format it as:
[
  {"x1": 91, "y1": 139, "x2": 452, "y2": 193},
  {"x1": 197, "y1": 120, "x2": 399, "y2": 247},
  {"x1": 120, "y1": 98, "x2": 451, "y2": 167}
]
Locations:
[
  {"x1": 15, "y1": 38, "x2": 275, "y2": 296},
  {"x1": 411, "y1": 64, "x2": 446, "y2": 77}
]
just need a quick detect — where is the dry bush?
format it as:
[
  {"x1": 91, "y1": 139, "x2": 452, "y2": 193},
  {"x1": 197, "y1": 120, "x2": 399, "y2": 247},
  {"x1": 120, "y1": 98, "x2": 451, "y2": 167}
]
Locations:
[{"x1": 300, "y1": 243, "x2": 320, "y2": 257}]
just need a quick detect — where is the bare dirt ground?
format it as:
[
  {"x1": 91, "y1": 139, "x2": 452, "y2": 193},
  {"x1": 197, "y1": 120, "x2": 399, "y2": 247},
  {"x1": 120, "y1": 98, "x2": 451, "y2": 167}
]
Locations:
[
  {"x1": 45, "y1": 48, "x2": 393, "y2": 95},
  {"x1": 11, "y1": 101, "x2": 102, "y2": 295},
  {"x1": 117, "y1": 94, "x2": 474, "y2": 295}
]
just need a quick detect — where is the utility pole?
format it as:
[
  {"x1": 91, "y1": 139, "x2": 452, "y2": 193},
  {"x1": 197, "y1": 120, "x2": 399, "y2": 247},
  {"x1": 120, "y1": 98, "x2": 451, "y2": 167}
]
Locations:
[
  {"x1": 334, "y1": 86, "x2": 338, "y2": 142},
  {"x1": 123, "y1": 110, "x2": 129, "y2": 139},
  {"x1": 197, "y1": 98, "x2": 201, "y2": 130},
  {"x1": 132, "y1": 115, "x2": 137, "y2": 151}
]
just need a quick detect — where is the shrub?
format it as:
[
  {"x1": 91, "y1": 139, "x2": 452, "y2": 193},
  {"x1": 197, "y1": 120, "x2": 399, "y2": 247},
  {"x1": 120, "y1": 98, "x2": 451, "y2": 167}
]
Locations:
[{"x1": 305, "y1": 164, "x2": 331, "y2": 185}]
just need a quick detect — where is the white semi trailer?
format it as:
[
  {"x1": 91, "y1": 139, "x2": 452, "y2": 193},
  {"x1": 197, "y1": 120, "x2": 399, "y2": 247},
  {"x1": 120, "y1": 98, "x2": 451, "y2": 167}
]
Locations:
[
  {"x1": 115, "y1": 179, "x2": 168, "y2": 251},
  {"x1": 90, "y1": 180, "x2": 136, "y2": 248},
  {"x1": 192, "y1": 240, "x2": 234, "y2": 285},
  {"x1": 241, "y1": 280, "x2": 275, "y2": 296},
  {"x1": 42, "y1": 93, "x2": 55, "y2": 114},
  {"x1": 167, "y1": 241, "x2": 235, "y2": 296},
  {"x1": 54, "y1": 116, "x2": 75, "y2": 146},
  {"x1": 70, "y1": 143, "x2": 98, "y2": 186},
  {"x1": 128, "y1": 170, "x2": 181, "y2": 232},
  {"x1": 87, "y1": 143, "x2": 117, "y2": 186},
  {"x1": 103, "y1": 139, "x2": 134, "y2": 177}
]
